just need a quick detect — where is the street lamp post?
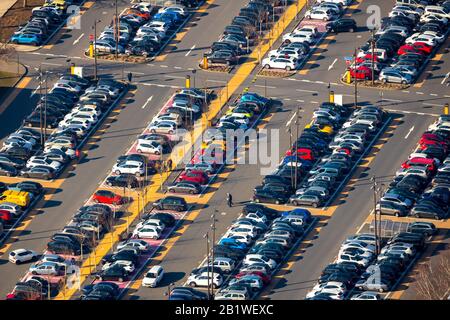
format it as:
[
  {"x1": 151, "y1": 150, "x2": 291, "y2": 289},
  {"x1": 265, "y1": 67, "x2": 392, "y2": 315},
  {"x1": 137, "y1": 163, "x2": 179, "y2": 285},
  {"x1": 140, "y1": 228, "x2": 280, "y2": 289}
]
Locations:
[
  {"x1": 371, "y1": 29, "x2": 375, "y2": 86},
  {"x1": 210, "y1": 210, "x2": 217, "y2": 299},
  {"x1": 92, "y1": 20, "x2": 101, "y2": 80},
  {"x1": 203, "y1": 232, "x2": 210, "y2": 299},
  {"x1": 354, "y1": 48, "x2": 358, "y2": 108}
]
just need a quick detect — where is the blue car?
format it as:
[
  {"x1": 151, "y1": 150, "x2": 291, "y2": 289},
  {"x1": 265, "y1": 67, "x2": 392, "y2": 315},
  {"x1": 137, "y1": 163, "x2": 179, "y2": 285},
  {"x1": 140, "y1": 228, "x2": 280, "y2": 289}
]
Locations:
[
  {"x1": 11, "y1": 33, "x2": 42, "y2": 46},
  {"x1": 160, "y1": 11, "x2": 184, "y2": 24},
  {"x1": 281, "y1": 157, "x2": 313, "y2": 170},
  {"x1": 219, "y1": 238, "x2": 247, "y2": 250},
  {"x1": 240, "y1": 92, "x2": 269, "y2": 105},
  {"x1": 281, "y1": 208, "x2": 311, "y2": 222}
]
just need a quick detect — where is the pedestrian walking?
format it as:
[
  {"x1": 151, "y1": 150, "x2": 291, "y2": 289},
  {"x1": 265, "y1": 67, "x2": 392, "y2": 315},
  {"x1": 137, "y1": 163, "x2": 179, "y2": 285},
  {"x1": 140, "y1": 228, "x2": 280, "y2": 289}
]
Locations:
[
  {"x1": 226, "y1": 193, "x2": 233, "y2": 207},
  {"x1": 167, "y1": 158, "x2": 173, "y2": 172},
  {"x1": 75, "y1": 149, "x2": 81, "y2": 160}
]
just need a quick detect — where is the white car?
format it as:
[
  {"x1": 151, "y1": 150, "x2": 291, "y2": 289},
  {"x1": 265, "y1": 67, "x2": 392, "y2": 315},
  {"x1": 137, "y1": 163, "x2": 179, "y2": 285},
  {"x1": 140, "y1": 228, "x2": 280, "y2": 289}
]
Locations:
[
  {"x1": 405, "y1": 33, "x2": 438, "y2": 46},
  {"x1": 159, "y1": 5, "x2": 188, "y2": 16},
  {"x1": 72, "y1": 106, "x2": 102, "y2": 117},
  {"x1": 117, "y1": 239, "x2": 150, "y2": 252},
  {"x1": 294, "y1": 25, "x2": 319, "y2": 37},
  {"x1": 26, "y1": 156, "x2": 61, "y2": 171},
  {"x1": 132, "y1": 226, "x2": 161, "y2": 239},
  {"x1": 0, "y1": 203, "x2": 23, "y2": 216},
  {"x1": 149, "y1": 121, "x2": 177, "y2": 134},
  {"x1": 282, "y1": 32, "x2": 314, "y2": 44},
  {"x1": 136, "y1": 140, "x2": 162, "y2": 155},
  {"x1": 112, "y1": 160, "x2": 145, "y2": 176},
  {"x1": 219, "y1": 114, "x2": 250, "y2": 126},
  {"x1": 243, "y1": 254, "x2": 277, "y2": 270},
  {"x1": 187, "y1": 273, "x2": 223, "y2": 288},
  {"x1": 152, "y1": 114, "x2": 182, "y2": 126},
  {"x1": 379, "y1": 69, "x2": 413, "y2": 84},
  {"x1": 142, "y1": 265, "x2": 164, "y2": 287},
  {"x1": 305, "y1": 8, "x2": 336, "y2": 21},
  {"x1": 145, "y1": 21, "x2": 170, "y2": 33},
  {"x1": 9, "y1": 249, "x2": 39, "y2": 264},
  {"x1": 136, "y1": 218, "x2": 165, "y2": 232},
  {"x1": 245, "y1": 211, "x2": 268, "y2": 224},
  {"x1": 8, "y1": 134, "x2": 37, "y2": 146},
  {"x1": 270, "y1": 48, "x2": 303, "y2": 60},
  {"x1": 336, "y1": 253, "x2": 370, "y2": 267},
  {"x1": 53, "y1": 82, "x2": 82, "y2": 93},
  {"x1": 307, "y1": 281, "x2": 347, "y2": 297},
  {"x1": 262, "y1": 56, "x2": 299, "y2": 71},
  {"x1": 341, "y1": 241, "x2": 376, "y2": 253},
  {"x1": 132, "y1": 2, "x2": 152, "y2": 13},
  {"x1": 420, "y1": 13, "x2": 448, "y2": 24},
  {"x1": 59, "y1": 118, "x2": 92, "y2": 131},
  {"x1": 419, "y1": 30, "x2": 445, "y2": 43},
  {"x1": 350, "y1": 292, "x2": 381, "y2": 300},
  {"x1": 64, "y1": 112, "x2": 98, "y2": 123},
  {"x1": 318, "y1": 2, "x2": 342, "y2": 14},
  {"x1": 102, "y1": 260, "x2": 135, "y2": 273}
]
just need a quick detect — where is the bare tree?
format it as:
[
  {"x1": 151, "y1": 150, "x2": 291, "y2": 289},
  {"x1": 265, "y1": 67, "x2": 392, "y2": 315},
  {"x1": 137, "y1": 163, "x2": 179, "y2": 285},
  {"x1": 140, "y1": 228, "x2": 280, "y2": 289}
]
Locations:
[{"x1": 415, "y1": 252, "x2": 450, "y2": 300}]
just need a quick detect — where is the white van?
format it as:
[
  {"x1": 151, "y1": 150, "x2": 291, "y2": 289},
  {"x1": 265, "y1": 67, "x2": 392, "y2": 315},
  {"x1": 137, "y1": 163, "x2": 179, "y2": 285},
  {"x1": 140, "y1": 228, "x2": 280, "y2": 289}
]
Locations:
[{"x1": 142, "y1": 265, "x2": 164, "y2": 287}]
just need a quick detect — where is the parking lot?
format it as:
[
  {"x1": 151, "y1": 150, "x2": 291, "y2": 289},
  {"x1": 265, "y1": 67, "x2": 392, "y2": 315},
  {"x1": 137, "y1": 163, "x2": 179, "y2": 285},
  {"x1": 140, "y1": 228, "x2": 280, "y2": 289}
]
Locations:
[{"x1": 0, "y1": 0, "x2": 448, "y2": 302}]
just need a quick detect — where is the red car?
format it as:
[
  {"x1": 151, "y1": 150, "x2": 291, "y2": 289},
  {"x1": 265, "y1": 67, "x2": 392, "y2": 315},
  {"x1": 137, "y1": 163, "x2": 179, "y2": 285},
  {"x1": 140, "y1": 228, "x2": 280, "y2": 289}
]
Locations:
[
  {"x1": 191, "y1": 148, "x2": 224, "y2": 165},
  {"x1": 397, "y1": 45, "x2": 426, "y2": 56},
  {"x1": 0, "y1": 209, "x2": 12, "y2": 222},
  {"x1": 350, "y1": 66, "x2": 372, "y2": 80},
  {"x1": 420, "y1": 133, "x2": 448, "y2": 146},
  {"x1": 411, "y1": 42, "x2": 433, "y2": 55},
  {"x1": 355, "y1": 54, "x2": 379, "y2": 64},
  {"x1": 235, "y1": 271, "x2": 271, "y2": 285},
  {"x1": 401, "y1": 157, "x2": 436, "y2": 172},
  {"x1": 419, "y1": 139, "x2": 448, "y2": 151},
  {"x1": 93, "y1": 190, "x2": 123, "y2": 205},
  {"x1": 178, "y1": 170, "x2": 208, "y2": 185},
  {"x1": 285, "y1": 148, "x2": 315, "y2": 161}
]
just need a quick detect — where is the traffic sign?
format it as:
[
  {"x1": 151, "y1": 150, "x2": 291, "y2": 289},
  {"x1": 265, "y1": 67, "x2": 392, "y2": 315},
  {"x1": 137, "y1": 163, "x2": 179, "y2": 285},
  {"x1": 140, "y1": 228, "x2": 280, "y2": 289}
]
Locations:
[{"x1": 89, "y1": 34, "x2": 94, "y2": 41}]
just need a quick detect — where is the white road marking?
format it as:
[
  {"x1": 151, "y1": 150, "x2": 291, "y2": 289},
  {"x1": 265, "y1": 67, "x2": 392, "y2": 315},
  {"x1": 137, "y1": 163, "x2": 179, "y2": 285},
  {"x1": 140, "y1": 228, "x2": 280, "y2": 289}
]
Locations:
[
  {"x1": 328, "y1": 58, "x2": 338, "y2": 71},
  {"x1": 73, "y1": 33, "x2": 84, "y2": 45},
  {"x1": 404, "y1": 126, "x2": 414, "y2": 139},
  {"x1": 174, "y1": 66, "x2": 182, "y2": 69},
  {"x1": 160, "y1": 65, "x2": 168, "y2": 68},
  {"x1": 422, "y1": 102, "x2": 441, "y2": 107},
  {"x1": 383, "y1": 98, "x2": 403, "y2": 102},
  {"x1": 142, "y1": 95, "x2": 153, "y2": 109},
  {"x1": 185, "y1": 44, "x2": 196, "y2": 56},
  {"x1": 430, "y1": 93, "x2": 438, "y2": 96},
  {"x1": 416, "y1": 92, "x2": 424, "y2": 95},
  {"x1": 311, "y1": 101, "x2": 319, "y2": 104},
  {"x1": 31, "y1": 85, "x2": 41, "y2": 97},
  {"x1": 296, "y1": 99, "x2": 305, "y2": 102},
  {"x1": 41, "y1": 62, "x2": 62, "y2": 66},
  {"x1": 384, "y1": 108, "x2": 439, "y2": 117},
  {"x1": 164, "y1": 75, "x2": 185, "y2": 79},
  {"x1": 296, "y1": 89, "x2": 318, "y2": 93},
  {"x1": 441, "y1": 72, "x2": 450, "y2": 85},
  {"x1": 286, "y1": 112, "x2": 297, "y2": 127}
]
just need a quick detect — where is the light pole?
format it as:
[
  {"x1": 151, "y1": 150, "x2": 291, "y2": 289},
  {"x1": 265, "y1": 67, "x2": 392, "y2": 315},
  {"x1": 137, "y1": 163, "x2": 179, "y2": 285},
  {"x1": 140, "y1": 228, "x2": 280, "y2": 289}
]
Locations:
[
  {"x1": 115, "y1": 0, "x2": 119, "y2": 60},
  {"x1": 165, "y1": 282, "x2": 175, "y2": 299},
  {"x1": 203, "y1": 232, "x2": 210, "y2": 300},
  {"x1": 370, "y1": 29, "x2": 375, "y2": 86},
  {"x1": 353, "y1": 48, "x2": 358, "y2": 108},
  {"x1": 191, "y1": 69, "x2": 196, "y2": 88},
  {"x1": 210, "y1": 210, "x2": 217, "y2": 299},
  {"x1": 92, "y1": 20, "x2": 101, "y2": 80}
]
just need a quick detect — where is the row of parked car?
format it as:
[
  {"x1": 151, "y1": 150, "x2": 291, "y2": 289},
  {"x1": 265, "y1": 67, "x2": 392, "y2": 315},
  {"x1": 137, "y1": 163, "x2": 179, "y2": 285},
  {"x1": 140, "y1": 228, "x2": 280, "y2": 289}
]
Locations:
[
  {"x1": 350, "y1": 0, "x2": 449, "y2": 85},
  {"x1": 204, "y1": 0, "x2": 283, "y2": 67},
  {"x1": 181, "y1": 203, "x2": 312, "y2": 300},
  {"x1": 251, "y1": 104, "x2": 385, "y2": 207},
  {"x1": 262, "y1": 0, "x2": 356, "y2": 71},
  {"x1": 92, "y1": 1, "x2": 198, "y2": 57},
  {"x1": 10, "y1": 0, "x2": 74, "y2": 46},
  {"x1": 377, "y1": 114, "x2": 450, "y2": 220},
  {"x1": 307, "y1": 222, "x2": 436, "y2": 300},
  {"x1": 3, "y1": 74, "x2": 125, "y2": 180},
  {"x1": 0, "y1": 181, "x2": 44, "y2": 241}
]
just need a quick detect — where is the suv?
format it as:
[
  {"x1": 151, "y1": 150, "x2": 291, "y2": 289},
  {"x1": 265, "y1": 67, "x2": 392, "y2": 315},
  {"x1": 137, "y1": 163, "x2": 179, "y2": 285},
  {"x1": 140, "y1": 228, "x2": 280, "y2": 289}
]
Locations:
[{"x1": 152, "y1": 196, "x2": 187, "y2": 212}]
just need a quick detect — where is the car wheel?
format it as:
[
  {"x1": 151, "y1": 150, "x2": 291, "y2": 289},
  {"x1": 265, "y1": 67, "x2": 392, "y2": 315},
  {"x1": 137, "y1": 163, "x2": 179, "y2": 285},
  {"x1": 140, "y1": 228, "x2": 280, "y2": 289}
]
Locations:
[
  {"x1": 382, "y1": 78, "x2": 387, "y2": 84},
  {"x1": 213, "y1": 284, "x2": 218, "y2": 289},
  {"x1": 285, "y1": 66, "x2": 291, "y2": 71},
  {"x1": 127, "y1": 184, "x2": 132, "y2": 189},
  {"x1": 435, "y1": 215, "x2": 441, "y2": 220},
  {"x1": 255, "y1": 198, "x2": 260, "y2": 203},
  {"x1": 168, "y1": 130, "x2": 173, "y2": 134},
  {"x1": 137, "y1": 149, "x2": 142, "y2": 153},
  {"x1": 135, "y1": 172, "x2": 141, "y2": 177},
  {"x1": 292, "y1": 201, "x2": 299, "y2": 206},
  {"x1": 378, "y1": 288, "x2": 384, "y2": 293},
  {"x1": 395, "y1": 212, "x2": 400, "y2": 217},
  {"x1": 313, "y1": 202, "x2": 318, "y2": 208},
  {"x1": 401, "y1": 80, "x2": 407, "y2": 85},
  {"x1": 155, "y1": 151, "x2": 160, "y2": 155},
  {"x1": 189, "y1": 282, "x2": 196, "y2": 287},
  {"x1": 306, "y1": 15, "x2": 311, "y2": 19},
  {"x1": 264, "y1": 64, "x2": 271, "y2": 69},
  {"x1": 12, "y1": 40, "x2": 18, "y2": 44},
  {"x1": 323, "y1": 17, "x2": 328, "y2": 21},
  {"x1": 189, "y1": 190, "x2": 194, "y2": 194},
  {"x1": 275, "y1": 200, "x2": 280, "y2": 205},
  {"x1": 151, "y1": 129, "x2": 156, "y2": 133},
  {"x1": 350, "y1": 28, "x2": 355, "y2": 32},
  {"x1": 115, "y1": 170, "x2": 121, "y2": 175},
  {"x1": 32, "y1": 271, "x2": 37, "y2": 275}
]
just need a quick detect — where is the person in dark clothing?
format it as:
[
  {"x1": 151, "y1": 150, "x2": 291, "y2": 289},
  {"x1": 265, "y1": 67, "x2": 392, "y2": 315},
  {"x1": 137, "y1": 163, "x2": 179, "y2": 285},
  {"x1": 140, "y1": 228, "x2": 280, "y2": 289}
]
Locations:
[
  {"x1": 167, "y1": 158, "x2": 173, "y2": 172},
  {"x1": 226, "y1": 193, "x2": 233, "y2": 207}
]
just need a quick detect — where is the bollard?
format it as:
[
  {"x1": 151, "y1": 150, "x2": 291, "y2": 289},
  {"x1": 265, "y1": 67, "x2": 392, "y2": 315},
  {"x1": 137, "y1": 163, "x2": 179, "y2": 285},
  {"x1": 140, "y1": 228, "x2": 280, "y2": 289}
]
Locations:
[
  {"x1": 89, "y1": 42, "x2": 94, "y2": 58},
  {"x1": 345, "y1": 71, "x2": 351, "y2": 84},
  {"x1": 203, "y1": 53, "x2": 208, "y2": 69},
  {"x1": 444, "y1": 103, "x2": 449, "y2": 115},
  {"x1": 329, "y1": 90, "x2": 335, "y2": 103},
  {"x1": 185, "y1": 75, "x2": 191, "y2": 89}
]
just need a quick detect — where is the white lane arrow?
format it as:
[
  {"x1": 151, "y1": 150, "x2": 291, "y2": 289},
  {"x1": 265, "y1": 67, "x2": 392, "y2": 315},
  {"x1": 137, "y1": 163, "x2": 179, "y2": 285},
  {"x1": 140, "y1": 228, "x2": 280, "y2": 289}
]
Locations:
[
  {"x1": 441, "y1": 72, "x2": 450, "y2": 85},
  {"x1": 405, "y1": 126, "x2": 415, "y2": 139},
  {"x1": 185, "y1": 44, "x2": 196, "y2": 56},
  {"x1": 142, "y1": 95, "x2": 153, "y2": 109},
  {"x1": 73, "y1": 33, "x2": 84, "y2": 45},
  {"x1": 286, "y1": 111, "x2": 297, "y2": 127},
  {"x1": 328, "y1": 58, "x2": 338, "y2": 71}
]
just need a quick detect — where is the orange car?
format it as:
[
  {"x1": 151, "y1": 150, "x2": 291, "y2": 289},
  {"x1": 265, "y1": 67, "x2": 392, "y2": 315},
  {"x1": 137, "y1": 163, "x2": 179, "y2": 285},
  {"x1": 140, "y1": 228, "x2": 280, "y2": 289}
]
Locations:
[{"x1": 125, "y1": 8, "x2": 151, "y2": 20}]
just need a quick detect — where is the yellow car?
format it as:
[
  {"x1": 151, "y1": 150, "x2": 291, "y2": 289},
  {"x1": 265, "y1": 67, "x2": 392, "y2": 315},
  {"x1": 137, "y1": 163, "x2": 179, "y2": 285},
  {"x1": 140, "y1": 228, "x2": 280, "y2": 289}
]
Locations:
[
  {"x1": 305, "y1": 121, "x2": 334, "y2": 135},
  {"x1": 226, "y1": 107, "x2": 253, "y2": 119},
  {"x1": 0, "y1": 190, "x2": 31, "y2": 208}
]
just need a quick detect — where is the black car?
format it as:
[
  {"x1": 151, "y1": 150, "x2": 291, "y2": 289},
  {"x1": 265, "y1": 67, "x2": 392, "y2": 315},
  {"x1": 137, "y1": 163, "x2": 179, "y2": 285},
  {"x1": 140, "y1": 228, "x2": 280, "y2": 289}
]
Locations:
[
  {"x1": 170, "y1": 287, "x2": 207, "y2": 300},
  {"x1": 327, "y1": 18, "x2": 356, "y2": 33},
  {"x1": 47, "y1": 240, "x2": 81, "y2": 256},
  {"x1": 253, "y1": 189, "x2": 289, "y2": 205},
  {"x1": 210, "y1": 41, "x2": 241, "y2": 55},
  {"x1": 254, "y1": 183, "x2": 293, "y2": 196},
  {"x1": 242, "y1": 203, "x2": 279, "y2": 219},
  {"x1": 106, "y1": 174, "x2": 139, "y2": 188},
  {"x1": 9, "y1": 181, "x2": 43, "y2": 196},
  {"x1": 411, "y1": 205, "x2": 447, "y2": 220},
  {"x1": 96, "y1": 265, "x2": 129, "y2": 282},
  {"x1": 214, "y1": 245, "x2": 246, "y2": 260},
  {"x1": 23, "y1": 113, "x2": 59, "y2": 129},
  {"x1": 262, "y1": 174, "x2": 291, "y2": 186},
  {"x1": 0, "y1": 163, "x2": 18, "y2": 177},
  {"x1": 168, "y1": 181, "x2": 202, "y2": 194},
  {"x1": 81, "y1": 282, "x2": 120, "y2": 299},
  {"x1": 152, "y1": 196, "x2": 187, "y2": 212},
  {"x1": 406, "y1": 221, "x2": 437, "y2": 237},
  {"x1": 0, "y1": 154, "x2": 26, "y2": 169},
  {"x1": 224, "y1": 25, "x2": 250, "y2": 38},
  {"x1": 207, "y1": 50, "x2": 238, "y2": 66},
  {"x1": 101, "y1": 250, "x2": 139, "y2": 265},
  {"x1": 142, "y1": 212, "x2": 176, "y2": 227},
  {"x1": 126, "y1": 41, "x2": 159, "y2": 56}
]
